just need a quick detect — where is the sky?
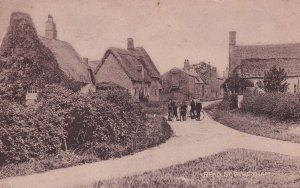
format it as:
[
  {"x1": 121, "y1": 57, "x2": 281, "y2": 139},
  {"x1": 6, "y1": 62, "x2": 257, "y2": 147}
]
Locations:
[{"x1": 1, "y1": 0, "x2": 300, "y2": 75}]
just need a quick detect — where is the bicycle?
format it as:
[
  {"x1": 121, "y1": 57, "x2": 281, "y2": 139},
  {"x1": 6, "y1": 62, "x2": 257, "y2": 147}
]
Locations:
[{"x1": 188, "y1": 110, "x2": 205, "y2": 121}]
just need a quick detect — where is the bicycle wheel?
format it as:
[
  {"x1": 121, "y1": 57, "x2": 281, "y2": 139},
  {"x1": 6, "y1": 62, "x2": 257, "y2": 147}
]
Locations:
[{"x1": 199, "y1": 111, "x2": 205, "y2": 121}]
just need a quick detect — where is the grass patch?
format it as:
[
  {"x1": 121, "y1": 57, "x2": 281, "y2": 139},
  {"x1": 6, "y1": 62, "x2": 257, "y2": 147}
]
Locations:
[
  {"x1": 204, "y1": 102, "x2": 300, "y2": 144},
  {"x1": 96, "y1": 149, "x2": 300, "y2": 188},
  {"x1": 0, "y1": 116, "x2": 173, "y2": 179}
]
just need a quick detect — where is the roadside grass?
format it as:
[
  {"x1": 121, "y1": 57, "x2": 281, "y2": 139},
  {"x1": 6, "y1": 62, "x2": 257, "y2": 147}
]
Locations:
[
  {"x1": 204, "y1": 102, "x2": 300, "y2": 144},
  {"x1": 0, "y1": 116, "x2": 173, "y2": 179},
  {"x1": 94, "y1": 149, "x2": 300, "y2": 188}
]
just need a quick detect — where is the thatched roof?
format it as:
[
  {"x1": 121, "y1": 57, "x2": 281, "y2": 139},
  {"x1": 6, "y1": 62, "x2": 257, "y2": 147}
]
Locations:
[
  {"x1": 241, "y1": 58, "x2": 300, "y2": 78},
  {"x1": 95, "y1": 47, "x2": 160, "y2": 83},
  {"x1": 39, "y1": 36, "x2": 92, "y2": 83},
  {"x1": 88, "y1": 60, "x2": 100, "y2": 72}
]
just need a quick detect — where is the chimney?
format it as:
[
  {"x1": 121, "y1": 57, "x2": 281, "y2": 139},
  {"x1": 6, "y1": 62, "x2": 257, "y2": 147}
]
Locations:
[
  {"x1": 184, "y1": 59, "x2": 190, "y2": 70},
  {"x1": 45, "y1": 14, "x2": 57, "y2": 40},
  {"x1": 82, "y1": 57, "x2": 88, "y2": 64},
  {"x1": 229, "y1": 31, "x2": 236, "y2": 46},
  {"x1": 127, "y1": 38, "x2": 134, "y2": 50}
]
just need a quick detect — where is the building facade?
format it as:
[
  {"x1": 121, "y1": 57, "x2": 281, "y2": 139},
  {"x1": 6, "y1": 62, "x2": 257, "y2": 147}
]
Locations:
[
  {"x1": 161, "y1": 60, "x2": 223, "y2": 101},
  {"x1": 229, "y1": 31, "x2": 300, "y2": 93}
]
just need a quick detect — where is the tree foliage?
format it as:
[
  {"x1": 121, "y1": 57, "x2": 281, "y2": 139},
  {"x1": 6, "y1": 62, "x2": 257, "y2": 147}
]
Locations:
[
  {"x1": 0, "y1": 12, "x2": 80, "y2": 104},
  {"x1": 222, "y1": 74, "x2": 254, "y2": 94},
  {"x1": 257, "y1": 66, "x2": 288, "y2": 92}
]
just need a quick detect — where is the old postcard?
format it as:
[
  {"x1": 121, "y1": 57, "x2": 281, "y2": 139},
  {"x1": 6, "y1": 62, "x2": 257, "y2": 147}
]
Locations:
[{"x1": 0, "y1": 0, "x2": 300, "y2": 187}]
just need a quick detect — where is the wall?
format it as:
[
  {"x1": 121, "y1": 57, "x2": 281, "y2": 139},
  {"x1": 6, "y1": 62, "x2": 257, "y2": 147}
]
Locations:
[
  {"x1": 161, "y1": 69, "x2": 199, "y2": 101},
  {"x1": 149, "y1": 78, "x2": 161, "y2": 101},
  {"x1": 247, "y1": 77, "x2": 300, "y2": 93}
]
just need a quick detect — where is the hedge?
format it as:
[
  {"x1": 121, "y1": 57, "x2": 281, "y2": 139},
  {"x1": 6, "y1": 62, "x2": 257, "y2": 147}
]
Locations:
[
  {"x1": 0, "y1": 85, "x2": 146, "y2": 164},
  {"x1": 241, "y1": 92, "x2": 300, "y2": 121}
]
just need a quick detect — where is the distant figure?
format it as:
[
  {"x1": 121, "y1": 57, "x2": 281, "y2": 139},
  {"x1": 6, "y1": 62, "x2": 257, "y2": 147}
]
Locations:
[
  {"x1": 180, "y1": 101, "x2": 188, "y2": 121},
  {"x1": 190, "y1": 99, "x2": 196, "y2": 119},
  {"x1": 173, "y1": 101, "x2": 179, "y2": 121},
  {"x1": 195, "y1": 99, "x2": 202, "y2": 120},
  {"x1": 167, "y1": 100, "x2": 173, "y2": 121}
]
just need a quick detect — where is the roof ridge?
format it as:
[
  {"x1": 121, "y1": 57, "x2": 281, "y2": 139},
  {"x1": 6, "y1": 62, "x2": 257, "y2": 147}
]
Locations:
[{"x1": 235, "y1": 42, "x2": 300, "y2": 48}]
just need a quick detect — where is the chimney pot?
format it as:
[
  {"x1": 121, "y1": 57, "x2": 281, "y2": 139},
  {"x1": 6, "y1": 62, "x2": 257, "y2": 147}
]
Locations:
[{"x1": 127, "y1": 38, "x2": 134, "y2": 50}]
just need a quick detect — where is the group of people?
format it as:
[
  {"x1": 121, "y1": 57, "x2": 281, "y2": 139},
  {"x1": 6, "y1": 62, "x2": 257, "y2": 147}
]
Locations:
[{"x1": 167, "y1": 99, "x2": 203, "y2": 121}]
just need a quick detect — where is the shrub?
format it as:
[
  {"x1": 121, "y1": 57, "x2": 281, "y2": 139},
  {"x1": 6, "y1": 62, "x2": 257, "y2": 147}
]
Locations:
[
  {"x1": 39, "y1": 85, "x2": 146, "y2": 158},
  {"x1": 241, "y1": 92, "x2": 300, "y2": 121},
  {"x1": 0, "y1": 100, "x2": 66, "y2": 164},
  {"x1": 0, "y1": 84, "x2": 172, "y2": 165}
]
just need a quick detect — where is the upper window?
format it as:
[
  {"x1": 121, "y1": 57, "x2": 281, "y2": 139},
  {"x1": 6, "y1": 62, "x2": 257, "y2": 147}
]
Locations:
[{"x1": 27, "y1": 86, "x2": 38, "y2": 94}]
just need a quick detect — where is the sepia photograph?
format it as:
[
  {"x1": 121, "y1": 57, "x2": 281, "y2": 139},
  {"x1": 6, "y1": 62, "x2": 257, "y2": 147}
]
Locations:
[{"x1": 0, "y1": 0, "x2": 300, "y2": 187}]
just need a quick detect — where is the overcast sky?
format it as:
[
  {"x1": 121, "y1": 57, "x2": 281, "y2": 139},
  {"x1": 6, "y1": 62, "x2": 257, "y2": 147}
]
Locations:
[{"x1": 1, "y1": 0, "x2": 300, "y2": 75}]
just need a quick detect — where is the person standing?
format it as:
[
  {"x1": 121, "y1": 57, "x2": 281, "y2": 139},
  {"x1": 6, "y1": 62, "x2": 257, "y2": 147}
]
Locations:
[
  {"x1": 190, "y1": 99, "x2": 196, "y2": 119},
  {"x1": 167, "y1": 100, "x2": 173, "y2": 121},
  {"x1": 180, "y1": 101, "x2": 188, "y2": 121},
  {"x1": 195, "y1": 99, "x2": 202, "y2": 121},
  {"x1": 173, "y1": 101, "x2": 179, "y2": 121}
]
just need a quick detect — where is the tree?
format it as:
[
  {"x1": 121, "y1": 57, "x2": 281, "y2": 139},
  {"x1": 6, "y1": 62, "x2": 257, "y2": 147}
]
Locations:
[
  {"x1": 222, "y1": 74, "x2": 254, "y2": 94},
  {"x1": 257, "y1": 66, "x2": 288, "y2": 92}
]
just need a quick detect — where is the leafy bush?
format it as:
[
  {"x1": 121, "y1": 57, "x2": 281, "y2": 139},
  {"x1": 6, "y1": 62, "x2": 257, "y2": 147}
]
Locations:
[
  {"x1": 0, "y1": 100, "x2": 66, "y2": 164},
  {"x1": 241, "y1": 92, "x2": 300, "y2": 121},
  {"x1": 0, "y1": 84, "x2": 172, "y2": 165}
]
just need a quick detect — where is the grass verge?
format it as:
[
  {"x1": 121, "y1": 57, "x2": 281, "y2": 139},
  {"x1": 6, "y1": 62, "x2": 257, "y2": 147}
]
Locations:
[
  {"x1": 204, "y1": 102, "x2": 300, "y2": 144},
  {"x1": 96, "y1": 149, "x2": 300, "y2": 188}
]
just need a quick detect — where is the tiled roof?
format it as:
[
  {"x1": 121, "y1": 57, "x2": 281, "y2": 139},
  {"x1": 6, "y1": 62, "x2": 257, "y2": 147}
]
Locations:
[
  {"x1": 241, "y1": 58, "x2": 300, "y2": 78},
  {"x1": 234, "y1": 43, "x2": 300, "y2": 59}
]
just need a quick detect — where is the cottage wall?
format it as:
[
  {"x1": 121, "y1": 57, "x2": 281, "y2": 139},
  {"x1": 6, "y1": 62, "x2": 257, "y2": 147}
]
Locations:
[
  {"x1": 95, "y1": 54, "x2": 133, "y2": 91},
  {"x1": 149, "y1": 78, "x2": 161, "y2": 101},
  {"x1": 161, "y1": 69, "x2": 201, "y2": 101},
  {"x1": 247, "y1": 77, "x2": 300, "y2": 93}
]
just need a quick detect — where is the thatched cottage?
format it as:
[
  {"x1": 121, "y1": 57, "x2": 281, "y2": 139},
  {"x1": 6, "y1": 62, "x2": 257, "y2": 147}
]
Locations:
[
  {"x1": 229, "y1": 31, "x2": 300, "y2": 93},
  {"x1": 32, "y1": 15, "x2": 95, "y2": 103},
  {"x1": 39, "y1": 15, "x2": 95, "y2": 91},
  {"x1": 94, "y1": 38, "x2": 162, "y2": 101}
]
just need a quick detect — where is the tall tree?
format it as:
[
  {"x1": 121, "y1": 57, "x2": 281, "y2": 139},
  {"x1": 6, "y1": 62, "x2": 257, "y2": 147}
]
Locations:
[{"x1": 257, "y1": 66, "x2": 288, "y2": 92}]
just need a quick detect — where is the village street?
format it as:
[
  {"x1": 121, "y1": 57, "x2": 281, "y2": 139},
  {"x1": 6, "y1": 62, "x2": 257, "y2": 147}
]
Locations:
[{"x1": 1, "y1": 101, "x2": 300, "y2": 188}]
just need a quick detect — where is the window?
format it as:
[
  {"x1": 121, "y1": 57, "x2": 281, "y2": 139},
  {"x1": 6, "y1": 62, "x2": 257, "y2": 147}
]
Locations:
[
  {"x1": 27, "y1": 86, "x2": 38, "y2": 94},
  {"x1": 144, "y1": 87, "x2": 148, "y2": 96},
  {"x1": 202, "y1": 85, "x2": 205, "y2": 97},
  {"x1": 294, "y1": 85, "x2": 297, "y2": 93},
  {"x1": 134, "y1": 87, "x2": 139, "y2": 96}
]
